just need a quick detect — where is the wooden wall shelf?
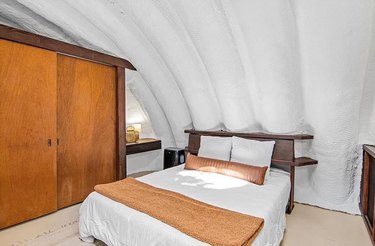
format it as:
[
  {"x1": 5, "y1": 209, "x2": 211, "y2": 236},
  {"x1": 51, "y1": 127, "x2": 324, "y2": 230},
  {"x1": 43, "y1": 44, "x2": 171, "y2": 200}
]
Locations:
[
  {"x1": 294, "y1": 157, "x2": 318, "y2": 166},
  {"x1": 271, "y1": 157, "x2": 318, "y2": 167},
  {"x1": 184, "y1": 129, "x2": 314, "y2": 140},
  {"x1": 126, "y1": 138, "x2": 162, "y2": 155}
]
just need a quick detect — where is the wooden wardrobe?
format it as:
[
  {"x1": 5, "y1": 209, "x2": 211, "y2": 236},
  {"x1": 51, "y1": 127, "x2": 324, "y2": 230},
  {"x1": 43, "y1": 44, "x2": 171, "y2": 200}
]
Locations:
[{"x1": 0, "y1": 25, "x2": 134, "y2": 229}]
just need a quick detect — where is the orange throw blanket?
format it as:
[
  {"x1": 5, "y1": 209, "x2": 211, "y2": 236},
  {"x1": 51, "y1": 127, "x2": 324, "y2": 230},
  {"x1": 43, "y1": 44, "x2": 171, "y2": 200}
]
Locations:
[{"x1": 95, "y1": 178, "x2": 264, "y2": 246}]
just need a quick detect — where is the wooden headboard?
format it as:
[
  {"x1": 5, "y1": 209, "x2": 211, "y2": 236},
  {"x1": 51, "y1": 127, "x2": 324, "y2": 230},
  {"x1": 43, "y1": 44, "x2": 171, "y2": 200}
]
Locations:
[
  {"x1": 185, "y1": 129, "x2": 316, "y2": 172},
  {"x1": 184, "y1": 129, "x2": 318, "y2": 213}
]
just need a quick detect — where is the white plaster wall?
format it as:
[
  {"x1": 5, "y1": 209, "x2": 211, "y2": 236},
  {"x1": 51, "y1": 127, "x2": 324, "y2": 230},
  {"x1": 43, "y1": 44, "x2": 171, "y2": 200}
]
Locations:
[
  {"x1": 1, "y1": 0, "x2": 374, "y2": 214},
  {"x1": 126, "y1": 70, "x2": 174, "y2": 174},
  {"x1": 360, "y1": 5, "x2": 375, "y2": 146},
  {"x1": 292, "y1": 0, "x2": 374, "y2": 213}
]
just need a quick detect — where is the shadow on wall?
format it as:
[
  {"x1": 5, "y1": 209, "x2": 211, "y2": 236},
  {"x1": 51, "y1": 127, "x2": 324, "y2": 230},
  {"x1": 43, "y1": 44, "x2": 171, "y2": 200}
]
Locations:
[
  {"x1": 126, "y1": 86, "x2": 156, "y2": 139},
  {"x1": 127, "y1": 150, "x2": 163, "y2": 175},
  {"x1": 126, "y1": 85, "x2": 164, "y2": 175}
]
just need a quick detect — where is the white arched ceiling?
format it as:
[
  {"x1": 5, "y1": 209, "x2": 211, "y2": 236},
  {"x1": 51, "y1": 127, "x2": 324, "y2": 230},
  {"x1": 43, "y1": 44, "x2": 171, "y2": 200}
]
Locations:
[
  {"x1": 228, "y1": 0, "x2": 304, "y2": 132},
  {"x1": 1, "y1": 0, "x2": 374, "y2": 214}
]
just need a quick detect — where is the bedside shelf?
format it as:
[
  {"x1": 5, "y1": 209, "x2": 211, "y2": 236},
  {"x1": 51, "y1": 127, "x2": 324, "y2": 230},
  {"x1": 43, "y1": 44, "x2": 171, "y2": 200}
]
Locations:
[
  {"x1": 293, "y1": 157, "x2": 318, "y2": 166},
  {"x1": 126, "y1": 138, "x2": 162, "y2": 155},
  {"x1": 272, "y1": 157, "x2": 318, "y2": 166}
]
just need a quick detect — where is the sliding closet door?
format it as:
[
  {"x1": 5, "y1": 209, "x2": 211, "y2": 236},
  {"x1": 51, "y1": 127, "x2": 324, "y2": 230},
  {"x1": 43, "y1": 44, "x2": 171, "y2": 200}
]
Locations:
[
  {"x1": 57, "y1": 55, "x2": 117, "y2": 208},
  {"x1": 0, "y1": 40, "x2": 57, "y2": 228}
]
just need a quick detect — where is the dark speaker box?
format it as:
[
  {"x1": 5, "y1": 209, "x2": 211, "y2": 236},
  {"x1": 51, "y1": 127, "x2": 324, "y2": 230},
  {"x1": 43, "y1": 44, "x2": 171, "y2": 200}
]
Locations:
[{"x1": 164, "y1": 147, "x2": 185, "y2": 169}]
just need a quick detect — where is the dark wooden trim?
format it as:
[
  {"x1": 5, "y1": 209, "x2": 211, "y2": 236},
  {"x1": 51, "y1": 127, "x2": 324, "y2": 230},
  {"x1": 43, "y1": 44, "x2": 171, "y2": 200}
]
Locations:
[
  {"x1": 184, "y1": 129, "x2": 313, "y2": 140},
  {"x1": 363, "y1": 147, "x2": 371, "y2": 217},
  {"x1": 362, "y1": 145, "x2": 375, "y2": 245},
  {"x1": 287, "y1": 166, "x2": 296, "y2": 214},
  {"x1": 293, "y1": 157, "x2": 318, "y2": 166},
  {"x1": 116, "y1": 67, "x2": 126, "y2": 180},
  {"x1": 365, "y1": 145, "x2": 375, "y2": 159},
  {"x1": 126, "y1": 139, "x2": 162, "y2": 155},
  {"x1": 0, "y1": 24, "x2": 136, "y2": 70},
  {"x1": 185, "y1": 129, "x2": 317, "y2": 213},
  {"x1": 270, "y1": 158, "x2": 317, "y2": 166}
]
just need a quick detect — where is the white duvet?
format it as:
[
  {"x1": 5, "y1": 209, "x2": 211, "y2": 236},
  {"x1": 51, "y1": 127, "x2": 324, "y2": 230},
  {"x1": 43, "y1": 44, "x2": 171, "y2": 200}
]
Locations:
[{"x1": 79, "y1": 165, "x2": 290, "y2": 246}]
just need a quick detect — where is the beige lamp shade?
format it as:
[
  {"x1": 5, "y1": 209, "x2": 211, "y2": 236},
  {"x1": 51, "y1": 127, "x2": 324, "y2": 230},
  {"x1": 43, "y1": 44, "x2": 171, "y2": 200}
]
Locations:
[{"x1": 132, "y1": 123, "x2": 142, "y2": 133}]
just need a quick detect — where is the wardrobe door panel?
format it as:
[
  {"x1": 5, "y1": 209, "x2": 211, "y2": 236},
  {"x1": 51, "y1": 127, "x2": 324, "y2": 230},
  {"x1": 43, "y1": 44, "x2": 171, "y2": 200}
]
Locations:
[
  {"x1": 0, "y1": 40, "x2": 57, "y2": 228},
  {"x1": 57, "y1": 55, "x2": 117, "y2": 208}
]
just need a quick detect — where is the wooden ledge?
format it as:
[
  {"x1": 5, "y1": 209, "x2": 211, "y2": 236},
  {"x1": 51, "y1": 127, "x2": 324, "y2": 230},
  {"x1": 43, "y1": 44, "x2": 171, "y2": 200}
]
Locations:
[
  {"x1": 126, "y1": 138, "x2": 161, "y2": 155},
  {"x1": 271, "y1": 157, "x2": 318, "y2": 167},
  {"x1": 184, "y1": 129, "x2": 313, "y2": 140},
  {"x1": 293, "y1": 157, "x2": 318, "y2": 166}
]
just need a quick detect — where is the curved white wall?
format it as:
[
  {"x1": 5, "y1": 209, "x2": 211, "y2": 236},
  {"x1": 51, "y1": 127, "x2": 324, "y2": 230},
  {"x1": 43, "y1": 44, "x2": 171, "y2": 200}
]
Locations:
[{"x1": 1, "y1": 0, "x2": 375, "y2": 214}]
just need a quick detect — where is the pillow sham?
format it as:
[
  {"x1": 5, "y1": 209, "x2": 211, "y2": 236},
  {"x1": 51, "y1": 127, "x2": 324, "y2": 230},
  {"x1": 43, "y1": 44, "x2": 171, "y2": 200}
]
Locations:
[
  {"x1": 184, "y1": 153, "x2": 268, "y2": 185},
  {"x1": 230, "y1": 137, "x2": 275, "y2": 178},
  {"x1": 197, "y1": 136, "x2": 232, "y2": 161}
]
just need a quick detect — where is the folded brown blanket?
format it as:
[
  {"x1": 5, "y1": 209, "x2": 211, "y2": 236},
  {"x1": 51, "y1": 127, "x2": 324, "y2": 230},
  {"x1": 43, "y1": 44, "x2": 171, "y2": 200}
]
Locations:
[{"x1": 95, "y1": 178, "x2": 264, "y2": 246}]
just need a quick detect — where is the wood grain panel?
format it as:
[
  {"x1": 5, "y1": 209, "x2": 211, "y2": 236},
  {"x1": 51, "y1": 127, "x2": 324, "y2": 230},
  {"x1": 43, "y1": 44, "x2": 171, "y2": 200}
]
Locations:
[
  {"x1": 126, "y1": 139, "x2": 162, "y2": 155},
  {"x1": 361, "y1": 145, "x2": 375, "y2": 244},
  {"x1": 57, "y1": 55, "x2": 117, "y2": 208},
  {"x1": 0, "y1": 40, "x2": 57, "y2": 228},
  {"x1": 116, "y1": 67, "x2": 126, "y2": 179}
]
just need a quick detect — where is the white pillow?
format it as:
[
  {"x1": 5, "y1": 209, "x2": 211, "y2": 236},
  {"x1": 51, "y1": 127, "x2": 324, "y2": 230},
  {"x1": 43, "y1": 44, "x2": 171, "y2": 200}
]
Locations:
[
  {"x1": 230, "y1": 136, "x2": 275, "y2": 178},
  {"x1": 197, "y1": 136, "x2": 232, "y2": 161}
]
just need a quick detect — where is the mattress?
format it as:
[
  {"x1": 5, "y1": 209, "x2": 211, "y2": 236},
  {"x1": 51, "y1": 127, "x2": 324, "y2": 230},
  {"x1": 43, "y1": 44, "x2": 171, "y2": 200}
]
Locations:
[{"x1": 79, "y1": 165, "x2": 291, "y2": 246}]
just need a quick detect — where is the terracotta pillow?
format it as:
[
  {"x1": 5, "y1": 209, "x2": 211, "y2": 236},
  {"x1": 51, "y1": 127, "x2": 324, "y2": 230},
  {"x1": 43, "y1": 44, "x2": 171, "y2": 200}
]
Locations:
[{"x1": 184, "y1": 153, "x2": 268, "y2": 185}]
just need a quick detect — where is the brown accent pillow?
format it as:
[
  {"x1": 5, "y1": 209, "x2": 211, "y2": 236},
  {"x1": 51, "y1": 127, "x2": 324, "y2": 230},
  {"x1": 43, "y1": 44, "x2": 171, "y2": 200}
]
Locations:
[{"x1": 184, "y1": 153, "x2": 268, "y2": 185}]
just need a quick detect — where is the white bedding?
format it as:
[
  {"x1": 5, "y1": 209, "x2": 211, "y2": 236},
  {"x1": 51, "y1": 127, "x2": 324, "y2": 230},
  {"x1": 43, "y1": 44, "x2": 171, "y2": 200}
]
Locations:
[{"x1": 79, "y1": 165, "x2": 290, "y2": 246}]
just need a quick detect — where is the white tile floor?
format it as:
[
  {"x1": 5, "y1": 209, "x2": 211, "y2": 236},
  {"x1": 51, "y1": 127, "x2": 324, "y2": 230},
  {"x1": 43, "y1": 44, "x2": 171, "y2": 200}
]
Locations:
[{"x1": 282, "y1": 204, "x2": 372, "y2": 246}]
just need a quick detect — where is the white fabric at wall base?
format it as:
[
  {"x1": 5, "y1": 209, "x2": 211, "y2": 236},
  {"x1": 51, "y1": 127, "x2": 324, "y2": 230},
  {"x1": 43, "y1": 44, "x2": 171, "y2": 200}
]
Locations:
[
  {"x1": 1, "y1": 0, "x2": 375, "y2": 214},
  {"x1": 79, "y1": 165, "x2": 291, "y2": 246}
]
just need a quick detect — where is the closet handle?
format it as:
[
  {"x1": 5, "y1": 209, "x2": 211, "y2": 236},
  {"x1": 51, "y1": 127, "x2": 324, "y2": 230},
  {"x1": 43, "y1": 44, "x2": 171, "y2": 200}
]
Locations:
[
  {"x1": 57, "y1": 138, "x2": 60, "y2": 146},
  {"x1": 48, "y1": 139, "x2": 52, "y2": 147}
]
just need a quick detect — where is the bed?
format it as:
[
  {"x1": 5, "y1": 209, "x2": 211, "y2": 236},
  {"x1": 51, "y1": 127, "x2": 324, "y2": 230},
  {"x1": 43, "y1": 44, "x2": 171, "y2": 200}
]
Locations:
[
  {"x1": 80, "y1": 165, "x2": 290, "y2": 246},
  {"x1": 79, "y1": 130, "x2": 316, "y2": 246}
]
